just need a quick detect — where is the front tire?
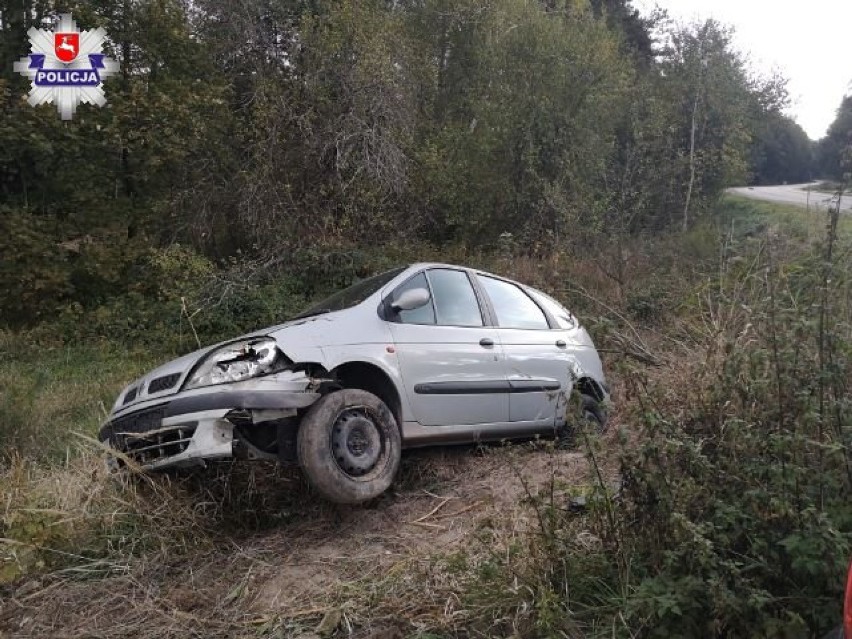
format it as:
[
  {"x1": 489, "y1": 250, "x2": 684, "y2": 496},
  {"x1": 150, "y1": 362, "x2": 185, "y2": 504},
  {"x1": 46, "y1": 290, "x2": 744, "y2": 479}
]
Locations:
[{"x1": 297, "y1": 389, "x2": 401, "y2": 504}]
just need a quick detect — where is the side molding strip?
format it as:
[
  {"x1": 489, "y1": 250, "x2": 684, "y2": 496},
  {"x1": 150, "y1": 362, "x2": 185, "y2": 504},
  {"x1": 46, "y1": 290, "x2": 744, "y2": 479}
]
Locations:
[{"x1": 414, "y1": 380, "x2": 560, "y2": 394}]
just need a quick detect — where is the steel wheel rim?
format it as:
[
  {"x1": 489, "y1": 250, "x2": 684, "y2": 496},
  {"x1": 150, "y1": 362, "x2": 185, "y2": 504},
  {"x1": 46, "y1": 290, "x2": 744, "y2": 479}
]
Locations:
[{"x1": 329, "y1": 406, "x2": 386, "y2": 480}]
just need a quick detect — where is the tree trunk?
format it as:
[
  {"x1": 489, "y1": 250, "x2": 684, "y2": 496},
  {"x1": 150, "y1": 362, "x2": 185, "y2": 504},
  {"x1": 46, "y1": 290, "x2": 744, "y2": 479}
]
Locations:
[
  {"x1": 682, "y1": 92, "x2": 699, "y2": 232},
  {"x1": 683, "y1": 41, "x2": 705, "y2": 232}
]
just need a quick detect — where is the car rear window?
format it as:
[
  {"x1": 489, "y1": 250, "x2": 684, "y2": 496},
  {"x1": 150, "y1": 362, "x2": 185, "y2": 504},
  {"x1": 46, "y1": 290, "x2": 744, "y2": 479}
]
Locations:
[
  {"x1": 479, "y1": 275, "x2": 549, "y2": 330},
  {"x1": 528, "y1": 289, "x2": 576, "y2": 329}
]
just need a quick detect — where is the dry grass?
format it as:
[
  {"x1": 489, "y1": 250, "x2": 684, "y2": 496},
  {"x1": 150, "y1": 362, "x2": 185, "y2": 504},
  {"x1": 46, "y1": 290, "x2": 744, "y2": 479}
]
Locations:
[{"x1": 0, "y1": 440, "x2": 614, "y2": 638}]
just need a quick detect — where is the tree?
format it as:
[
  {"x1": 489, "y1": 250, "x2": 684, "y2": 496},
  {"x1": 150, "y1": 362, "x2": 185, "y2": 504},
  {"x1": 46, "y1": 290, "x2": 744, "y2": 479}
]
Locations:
[
  {"x1": 817, "y1": 93, "x2": 852, "y2": 181},
  {"x1": 751, "y1": 112, "x2": 813, "y2": 185},
  {"x1": 406, "y1": 0, "x2": 632, "y2": 244},
  {"x1": 656, "y1": 20, "x2": 774, "y2": 229},
  {"x1": 589, "y1": 0, "x2": 655, "y2": 64},
  {"x1": 0, "y1": 0, "x2": 229, "y2": 324},
  {"x1": 0, "y1": 0, "x2": 799, "y2": 328}
]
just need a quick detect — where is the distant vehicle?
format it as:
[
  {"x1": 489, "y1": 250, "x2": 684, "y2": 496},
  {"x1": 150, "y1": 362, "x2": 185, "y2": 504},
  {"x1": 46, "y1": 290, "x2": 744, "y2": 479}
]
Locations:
[
  {"x1": 99, "y1": 263, "x2": 609, "y2": 503},
  {"x1": 824, "y1": 559, "x2": 852, "y2": 639}
]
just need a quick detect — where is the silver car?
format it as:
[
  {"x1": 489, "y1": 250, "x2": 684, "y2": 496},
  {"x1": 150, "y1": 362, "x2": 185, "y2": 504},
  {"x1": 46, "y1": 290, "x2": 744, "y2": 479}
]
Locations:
[{"x1": 99, "y1": 263, "x2": 610, "y2": 503}]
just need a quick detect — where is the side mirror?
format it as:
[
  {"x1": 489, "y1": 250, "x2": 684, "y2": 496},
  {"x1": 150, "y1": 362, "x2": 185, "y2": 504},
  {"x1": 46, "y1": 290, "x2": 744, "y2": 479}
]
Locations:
[{"x1": 391, "y1": 288, "x2": 431, "y2": 312}]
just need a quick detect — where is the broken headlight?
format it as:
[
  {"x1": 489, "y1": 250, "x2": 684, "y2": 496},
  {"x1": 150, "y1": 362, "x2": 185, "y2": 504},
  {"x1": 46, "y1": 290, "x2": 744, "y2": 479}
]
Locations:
[{"x1": 185, "y1": 338, "x2": 282, "y2": 390}]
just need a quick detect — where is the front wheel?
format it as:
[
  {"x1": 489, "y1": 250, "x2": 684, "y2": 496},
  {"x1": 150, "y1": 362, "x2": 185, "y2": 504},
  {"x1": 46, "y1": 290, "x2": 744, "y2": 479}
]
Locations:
[{"x1": 297, "y1": 389, "x2": 401, "y2": 504}]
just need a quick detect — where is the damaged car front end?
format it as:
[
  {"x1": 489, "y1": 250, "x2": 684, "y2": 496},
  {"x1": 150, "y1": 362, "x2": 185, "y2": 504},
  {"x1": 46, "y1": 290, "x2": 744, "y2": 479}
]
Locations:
[{"x1": 99, "y1": 337, "x2": 322, "y2": 469}]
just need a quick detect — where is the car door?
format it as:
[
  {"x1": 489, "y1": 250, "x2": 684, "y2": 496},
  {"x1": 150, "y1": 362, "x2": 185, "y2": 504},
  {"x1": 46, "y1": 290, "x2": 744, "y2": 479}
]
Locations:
[
  {"x1": 385, "y1": 268, "x2": 509, "y2": 427},
  {"x1": 475, "y1": 274, "x2": 571, "y2": 425}
]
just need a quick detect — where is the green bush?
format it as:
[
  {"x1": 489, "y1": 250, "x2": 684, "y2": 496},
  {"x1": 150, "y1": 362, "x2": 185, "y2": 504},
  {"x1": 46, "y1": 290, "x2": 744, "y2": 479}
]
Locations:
[
  {"x1": 464, "y1": 225, "x2": 852, "y2": 638},
  {"x1": 632, "y1": 246, "x2": 851, "y2": 635},
  {"x1": 0, "y1": 209, "x2": 75, "y2": 327}
]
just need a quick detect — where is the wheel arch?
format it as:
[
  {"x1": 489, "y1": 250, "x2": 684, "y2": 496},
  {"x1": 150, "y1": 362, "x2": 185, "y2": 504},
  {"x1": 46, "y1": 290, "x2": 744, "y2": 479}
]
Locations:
[
  {"x1": 329, "y1": 361, "x2": 404, "y2": 429},
  {"x1": 576, "y1": 376, "x2": 607, "y2": 403}
]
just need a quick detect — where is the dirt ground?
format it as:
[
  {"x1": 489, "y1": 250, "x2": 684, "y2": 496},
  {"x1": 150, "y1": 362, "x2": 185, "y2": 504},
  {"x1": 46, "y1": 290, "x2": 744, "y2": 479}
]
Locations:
[{"x1": 0, "y1": 441, "x2": 600, "y2": 639}]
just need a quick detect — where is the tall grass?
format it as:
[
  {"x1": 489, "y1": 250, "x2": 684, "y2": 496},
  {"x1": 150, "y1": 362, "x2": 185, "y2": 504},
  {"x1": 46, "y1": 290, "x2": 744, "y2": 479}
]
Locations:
[{"x1": 0, "y1": 334, "x2": 161, "y2": 461}]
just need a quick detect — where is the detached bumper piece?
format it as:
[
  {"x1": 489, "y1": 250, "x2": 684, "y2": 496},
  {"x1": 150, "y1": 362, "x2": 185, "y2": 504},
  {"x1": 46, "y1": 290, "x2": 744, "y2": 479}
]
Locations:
[{"x1": 99, "y1": 390, "x2": 320, "y2": 470}]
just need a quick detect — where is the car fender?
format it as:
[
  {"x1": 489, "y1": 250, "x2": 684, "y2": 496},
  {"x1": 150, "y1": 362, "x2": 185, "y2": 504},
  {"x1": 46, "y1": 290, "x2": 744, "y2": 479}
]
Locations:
[{"x1": 321, "y1": 344, "x2": 414, "y2": 423}]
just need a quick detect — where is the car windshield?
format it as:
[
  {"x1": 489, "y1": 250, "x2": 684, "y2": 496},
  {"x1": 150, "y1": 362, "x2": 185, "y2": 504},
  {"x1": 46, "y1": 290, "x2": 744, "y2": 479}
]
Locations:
[{"x1": 292, "y1": 267, "x2": 406, "y2": 319}]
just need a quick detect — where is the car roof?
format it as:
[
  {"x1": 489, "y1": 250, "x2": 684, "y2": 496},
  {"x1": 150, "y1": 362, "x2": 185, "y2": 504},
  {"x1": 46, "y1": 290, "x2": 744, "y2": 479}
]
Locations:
[
  {"x1": 405, "y1": 261, "x2": 465, "y2": 271},
  {"x1": 403, "y1": 262, "x2": 531, "y2": 289}
]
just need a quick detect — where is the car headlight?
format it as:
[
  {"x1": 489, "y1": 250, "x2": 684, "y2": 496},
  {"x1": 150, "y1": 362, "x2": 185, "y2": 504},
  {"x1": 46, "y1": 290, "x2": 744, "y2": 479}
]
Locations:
[{"x1": 185, "y1": 338, "x2": 283, "y2": 390}]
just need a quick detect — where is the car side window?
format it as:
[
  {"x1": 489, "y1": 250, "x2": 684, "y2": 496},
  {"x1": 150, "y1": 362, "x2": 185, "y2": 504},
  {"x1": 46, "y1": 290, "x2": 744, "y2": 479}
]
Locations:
[
  {"x1": 528, "y1": 289, "x2": 576, "y2": 329},
  {"x1": 426, "y1": 269, "x2": 484, "y2": 327},
  {"x1": 479, "y1": 275, "x2": 549, "y2": 330},
  {"x1": 390, "y1": 272, "x2": 436, "y2": 324}
]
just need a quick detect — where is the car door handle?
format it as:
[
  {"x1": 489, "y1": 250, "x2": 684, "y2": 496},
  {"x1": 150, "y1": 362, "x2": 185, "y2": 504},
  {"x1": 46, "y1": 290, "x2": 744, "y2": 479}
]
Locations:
[
  {"x1": 479, "y1": 338, "x2": 494, "y2": 347},
  {"x1": 556, "y1": 340, "x2": 567, "y2": 348}
]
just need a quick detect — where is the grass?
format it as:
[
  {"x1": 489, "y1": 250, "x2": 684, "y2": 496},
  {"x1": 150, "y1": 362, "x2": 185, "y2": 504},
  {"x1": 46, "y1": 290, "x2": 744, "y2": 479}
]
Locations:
[
  {"x1": 1, "y1": 442, "x2": 592, "y2": 637},
  {"x1": 1, "y1": 194, "x2": 849, "y2": 636},
  {"x1": 810, "y1": 180, "x2": 845, "y2": 194},
  {"x1": 721, "y1": 193, "x2": 852, "y2": 241},
  {"x1": 0, "y1": 333, "x2": 162, "y2": 461}
]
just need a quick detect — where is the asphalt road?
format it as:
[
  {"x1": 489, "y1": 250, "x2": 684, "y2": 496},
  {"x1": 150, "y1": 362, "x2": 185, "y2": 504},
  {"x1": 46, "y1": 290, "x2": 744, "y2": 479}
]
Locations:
[{"x1": 728, "y1": 182, "x2": 852, "y2": 212}]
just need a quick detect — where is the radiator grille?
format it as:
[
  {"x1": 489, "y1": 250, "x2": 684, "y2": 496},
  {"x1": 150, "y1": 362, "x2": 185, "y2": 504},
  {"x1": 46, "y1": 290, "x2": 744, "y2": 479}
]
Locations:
[
  {"x1": 100, "y1": 405, "x2": 199, "y2": 465},
  {"x1": 122, "y1": 386, "x2": 138, "y2": 405},
  {"x1": 100, "y1": 405, "x2": 167, "y2": 447},
  {"x1": 148, "y1": 373, "x2": 180, "y2": 394},
  {"x1": 123, "y1": 423, "x2": 198, "y2": 465}
]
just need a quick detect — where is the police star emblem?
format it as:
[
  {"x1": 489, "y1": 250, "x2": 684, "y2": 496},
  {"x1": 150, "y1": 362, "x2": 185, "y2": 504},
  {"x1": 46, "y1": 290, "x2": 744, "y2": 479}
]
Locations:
[{"x1": 13, "y1": 13, "x2": 119, "y2": 120}]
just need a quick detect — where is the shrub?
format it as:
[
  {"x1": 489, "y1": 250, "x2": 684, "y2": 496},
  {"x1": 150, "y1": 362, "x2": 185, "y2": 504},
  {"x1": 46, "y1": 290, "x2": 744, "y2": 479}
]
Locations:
[
  {"x1": 464, "y1": 214, "x2": 852, "y2": 637},
  {"x1": 607, "y1": 237, "x2": 852, "y2": 635}
]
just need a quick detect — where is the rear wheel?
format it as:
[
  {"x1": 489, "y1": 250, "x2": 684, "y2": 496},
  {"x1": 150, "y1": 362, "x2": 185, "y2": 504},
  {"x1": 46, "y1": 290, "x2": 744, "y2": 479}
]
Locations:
[
  {"x1": 581, "y1": 393, "x2": 608, "y2": 433},
  {"x1": 297, "y1": 389, "x2": 401, "y2": 504}
]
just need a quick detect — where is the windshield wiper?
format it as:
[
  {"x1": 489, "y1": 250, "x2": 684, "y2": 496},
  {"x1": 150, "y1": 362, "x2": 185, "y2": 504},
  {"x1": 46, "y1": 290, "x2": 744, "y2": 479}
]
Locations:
[{"x1": 291, "y1": 308, "x2": 333, "y2": 321}]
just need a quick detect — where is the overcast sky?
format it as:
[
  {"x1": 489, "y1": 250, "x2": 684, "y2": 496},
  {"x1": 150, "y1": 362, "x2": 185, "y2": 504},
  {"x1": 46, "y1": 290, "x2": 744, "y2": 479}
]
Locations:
[{"x1": 634, "y1": 0, "x2": 852, "y2": 140}]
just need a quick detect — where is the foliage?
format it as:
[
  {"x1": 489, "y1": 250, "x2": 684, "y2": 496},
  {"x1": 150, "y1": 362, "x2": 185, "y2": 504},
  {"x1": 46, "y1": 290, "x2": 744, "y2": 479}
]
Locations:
[
  {"x1": 609, "y1": 228, "x2": 852, "y2": 636},
  {"x1": 462, "y1": 201, "x2": 852, "y2": 637},
  {"x1": 0, "y1": 0, "x2": 802, "y2": 331},
  {"x1": 817, "y1": 94, "x2": 852, "y2": 182},
  {"x1": 751, "y1": 111, "x2": 814, "y2": 185}
]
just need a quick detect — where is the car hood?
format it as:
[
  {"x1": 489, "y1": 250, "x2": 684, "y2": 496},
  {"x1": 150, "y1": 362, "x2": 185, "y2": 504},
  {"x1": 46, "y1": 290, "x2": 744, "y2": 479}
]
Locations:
[{"x1": 112, "y1": 310, "x2": 355, "y2": 413}]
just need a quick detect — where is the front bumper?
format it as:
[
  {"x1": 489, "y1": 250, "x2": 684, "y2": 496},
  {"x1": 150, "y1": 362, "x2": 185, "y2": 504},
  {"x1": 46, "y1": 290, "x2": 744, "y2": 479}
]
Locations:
[{"x1": 99, "y1": 389, "x2": 320, "y2": 469}]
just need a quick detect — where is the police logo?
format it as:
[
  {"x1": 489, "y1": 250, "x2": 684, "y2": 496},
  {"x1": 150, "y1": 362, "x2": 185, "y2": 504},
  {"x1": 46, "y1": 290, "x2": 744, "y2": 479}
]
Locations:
[{"x1": 13, "y1": 13, "x2": 119, "y2": 120}]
